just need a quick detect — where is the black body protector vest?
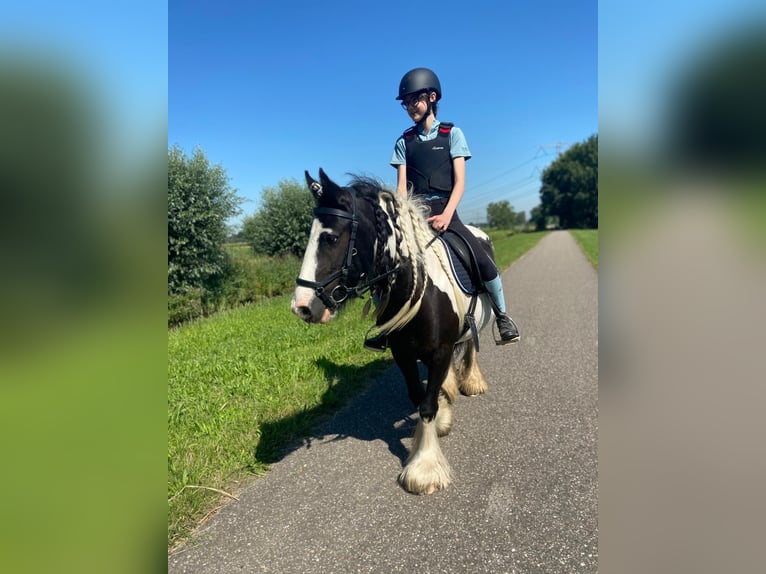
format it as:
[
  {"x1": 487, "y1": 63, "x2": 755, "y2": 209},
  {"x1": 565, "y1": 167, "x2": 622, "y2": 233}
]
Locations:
[{"x1": 403, "y1": 122, "x2": 454, "y2": 196}]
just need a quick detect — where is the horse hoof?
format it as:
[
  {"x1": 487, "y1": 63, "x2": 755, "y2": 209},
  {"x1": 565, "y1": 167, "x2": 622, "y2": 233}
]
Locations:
[{"x1": 398, "y1": 466, "x2": 451, "y2": 495}]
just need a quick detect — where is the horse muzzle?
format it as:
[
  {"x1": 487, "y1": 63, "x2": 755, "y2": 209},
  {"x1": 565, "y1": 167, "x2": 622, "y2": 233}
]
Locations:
[{"x1": 291, "y1": 292, "x2": 335, "y2": 324}]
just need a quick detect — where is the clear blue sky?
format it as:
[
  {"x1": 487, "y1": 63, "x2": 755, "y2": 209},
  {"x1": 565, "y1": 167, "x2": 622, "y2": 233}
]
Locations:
[{"x1": 170, "y1": 0, "x2": 597, "y2": 225}]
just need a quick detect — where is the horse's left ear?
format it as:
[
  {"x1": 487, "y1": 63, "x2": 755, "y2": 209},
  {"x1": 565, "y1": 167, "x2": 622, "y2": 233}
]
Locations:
[
  {"x1": 305, "y1": 170, "x2": 323, "y2": 201},
  {"x1": 317, "y1": 168, "x2": 352, "y2": 209}
]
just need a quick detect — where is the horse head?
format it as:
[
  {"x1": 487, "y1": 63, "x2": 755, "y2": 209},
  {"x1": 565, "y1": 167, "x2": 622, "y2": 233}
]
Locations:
[{"x1": 291, "y1": 169, "x2": 374, "y2": 324}]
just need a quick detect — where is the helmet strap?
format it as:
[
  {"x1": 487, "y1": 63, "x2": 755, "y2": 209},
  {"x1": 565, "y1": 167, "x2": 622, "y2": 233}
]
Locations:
[{"x1": 415, "y1": 91, "x2": 436, "y2": 129}]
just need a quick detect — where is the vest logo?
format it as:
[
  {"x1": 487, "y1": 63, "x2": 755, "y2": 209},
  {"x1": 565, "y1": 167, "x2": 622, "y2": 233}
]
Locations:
[{"x1": 431, "y1": 146, "x2": 445, "y2": 150}]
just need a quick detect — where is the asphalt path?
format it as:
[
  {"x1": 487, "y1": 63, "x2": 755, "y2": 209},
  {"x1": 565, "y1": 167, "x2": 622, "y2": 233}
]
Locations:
[{"x1": 169, "y1": 230, "x2": 598, "y2": 574}]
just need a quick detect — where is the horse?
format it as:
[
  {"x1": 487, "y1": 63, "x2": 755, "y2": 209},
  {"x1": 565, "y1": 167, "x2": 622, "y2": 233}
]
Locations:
[{"x1": 291, "y1": 168, "x2": 496, "y2": 495}]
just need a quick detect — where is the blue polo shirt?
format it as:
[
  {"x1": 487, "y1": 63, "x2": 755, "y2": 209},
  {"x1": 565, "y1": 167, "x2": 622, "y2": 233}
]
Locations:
[{"x1": 390, "y1": 119, "x2": 472, "y2": 167}]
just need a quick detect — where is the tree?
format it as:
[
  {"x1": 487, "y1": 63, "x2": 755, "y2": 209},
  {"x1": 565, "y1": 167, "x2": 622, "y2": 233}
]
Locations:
[
  {"x1": 242, "y1": 179, "x2": 314, "y2": 257},
  {"x1": 168, "y1": 145, "x2": 241, "y2": 294},
  {"x1": 529, "y1": 205, "x2": 546, "y2": 231},
  {"x1": 539, "y1": 134, "x2": 598, "y2": 229},
  {"x1": 667, "y1": 27, "x2": 766, "y2": 173},
  {"x1": 514, "y1": 211, "x2": 527, "y2": 229},
  {"x1": 486, "y1": 200, "x2": 516, "y2": 229}
]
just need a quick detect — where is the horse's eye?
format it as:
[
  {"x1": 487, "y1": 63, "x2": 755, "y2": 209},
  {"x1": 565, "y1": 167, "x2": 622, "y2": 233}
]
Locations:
[{"x1": 322, "y1": 233, "x2": 339, "y2": 246}]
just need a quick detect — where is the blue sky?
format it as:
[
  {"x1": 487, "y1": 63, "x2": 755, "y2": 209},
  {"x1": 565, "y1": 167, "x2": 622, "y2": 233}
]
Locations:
[
  {"x1": 4, "y1": 0, "x2": 762, "y2": 226},
  {"x1": 170, "y1": 0, "x2": 597, "y2": 225}
]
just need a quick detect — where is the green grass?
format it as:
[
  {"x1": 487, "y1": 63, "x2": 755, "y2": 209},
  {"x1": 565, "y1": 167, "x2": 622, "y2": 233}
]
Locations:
[
  {"x1": 731, "y1": 182, "x2": 766, "y2": 249},
  {"x1": 487, "y1": 229, "x2": 549, "y2": 269},
  {"x1": 168, "y1": 230, "x2": 547, "y2": 548},
  {"x1": 168, "y1": 296, "x2": 390, "y2": 547},
  {"x1": 569, "y1": 229, "x2": 599, "y2": 268}
]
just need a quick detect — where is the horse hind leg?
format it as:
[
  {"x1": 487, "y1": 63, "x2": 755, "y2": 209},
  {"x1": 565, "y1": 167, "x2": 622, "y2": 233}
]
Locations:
[
  {"x1": 434, "y1": 365, "x2": 458, "y2": 437},
  {"x1": 454, "y1": 340, "x2": 489, "y2": 396}
]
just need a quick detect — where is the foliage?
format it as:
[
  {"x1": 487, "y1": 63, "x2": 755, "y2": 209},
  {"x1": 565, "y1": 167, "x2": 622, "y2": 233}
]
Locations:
[
  {"x1": 167, "y1": 246, "x2": 301, "y2": 326},
  {"x1": 242, "y1": 179, "x2": 314, "y2": 257},
  {"x1": 168, "y1": 145, "x2": 241, "y2": 294},
  {"x1": 667, "y1": 27, "x2": 766, "y2": 173},
  {"x1": 539, "y1": 134, "x2": 598, "y2": 229},
  {"x1": 529, "y1": 205, "x2": 546, "y2": 231},
  {"x1": 486, "y1": 200, "x2": 516, "y2": 228}
]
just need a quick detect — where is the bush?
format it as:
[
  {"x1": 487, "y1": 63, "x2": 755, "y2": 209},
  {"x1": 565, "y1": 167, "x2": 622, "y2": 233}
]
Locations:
[
  {"x1": 167, "y1": 246, "x2": 302, "y2": 327},
  {"x1": 168, "y1": 288, "x2": 204, "y2": 326},
  {"x1": 242, "y1": 179, "x2": 314, "y2": 257},
  {"x1": 168, "y1": 145, "x2": 241, "y2": 294}
]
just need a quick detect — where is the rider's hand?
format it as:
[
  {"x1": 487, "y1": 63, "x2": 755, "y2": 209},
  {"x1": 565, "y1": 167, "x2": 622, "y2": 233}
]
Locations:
[{"x1": 427, "y1": 214, "x2": 450, "y2": 233}]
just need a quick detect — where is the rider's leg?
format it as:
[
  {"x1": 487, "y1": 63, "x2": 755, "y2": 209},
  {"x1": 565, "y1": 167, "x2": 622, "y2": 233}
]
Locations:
[
  {"x1": 484, "y1": 274, "x2": 520, "y2": 345},
  {"x1": 443, "y1": 212, "x2": 520, "y2": 346},
  {"x1": 484, "y1": 274, "x2": 507, "y2": 314}
]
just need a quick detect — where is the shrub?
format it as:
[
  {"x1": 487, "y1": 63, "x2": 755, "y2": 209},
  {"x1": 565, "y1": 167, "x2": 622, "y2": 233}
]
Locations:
[
  {"x1": 168, "y1": 145, "x2": 241, "y2": 294},
  {"x1": 242, "y1": 179, "x2": 314, "y2": 257}
]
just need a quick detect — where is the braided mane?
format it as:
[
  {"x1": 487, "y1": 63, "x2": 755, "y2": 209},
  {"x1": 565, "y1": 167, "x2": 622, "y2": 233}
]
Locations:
[{"x1": 348, "y1": 176, "x2": 457, "y2": 336}]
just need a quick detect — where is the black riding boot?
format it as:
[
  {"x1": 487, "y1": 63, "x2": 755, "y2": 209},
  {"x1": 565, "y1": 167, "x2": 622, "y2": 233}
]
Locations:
[
  {"x1": 364, "y1": 332, "x2": 388, "y2": 352},
  {"x1": 495, "y1": 313, "x2": 520, "y2": 345}
]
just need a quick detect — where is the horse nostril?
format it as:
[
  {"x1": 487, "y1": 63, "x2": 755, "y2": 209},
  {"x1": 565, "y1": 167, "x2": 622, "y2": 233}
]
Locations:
[{"x1": 296, "y1": 306, "x2": 313, "y2": 321}]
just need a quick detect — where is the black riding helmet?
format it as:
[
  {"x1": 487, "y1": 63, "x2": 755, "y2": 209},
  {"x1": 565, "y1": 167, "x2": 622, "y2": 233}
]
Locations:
[{"x1": 396, "y1": 67, "x2": 442, "y2": 101}]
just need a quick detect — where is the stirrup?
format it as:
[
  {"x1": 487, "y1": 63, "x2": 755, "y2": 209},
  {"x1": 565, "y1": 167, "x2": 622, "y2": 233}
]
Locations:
[
  {"x1": 493, "y1": 314, "x2": 520, "y2": 346},
  {"x1": 363, "y1": 328, "x2": 388, "y2": 353}
]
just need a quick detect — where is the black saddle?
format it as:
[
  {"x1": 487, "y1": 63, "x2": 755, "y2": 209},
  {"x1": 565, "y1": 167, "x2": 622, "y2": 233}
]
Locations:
[
  {"x1": 436, "y1": 229, "x2": 500, "y2": 351},
  {"x1": 437, "y1": 230, "x2": 483, "y2": 295}
]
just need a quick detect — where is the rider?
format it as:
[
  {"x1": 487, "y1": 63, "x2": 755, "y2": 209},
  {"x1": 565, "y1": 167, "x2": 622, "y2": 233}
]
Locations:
[{"x1": 364, "y1": 67, "x2": 520, "y2": 351}]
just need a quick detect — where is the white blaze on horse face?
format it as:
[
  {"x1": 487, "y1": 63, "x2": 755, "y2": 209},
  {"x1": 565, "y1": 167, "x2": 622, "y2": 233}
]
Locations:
[{"x1": 292, "y1": 219, "x2": 335, "y2": 323}]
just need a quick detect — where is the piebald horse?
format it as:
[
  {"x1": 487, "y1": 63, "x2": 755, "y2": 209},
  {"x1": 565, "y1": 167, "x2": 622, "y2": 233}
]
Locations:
[{"x1": 292, "y1": 169, "x2": 495, "y2": 494}]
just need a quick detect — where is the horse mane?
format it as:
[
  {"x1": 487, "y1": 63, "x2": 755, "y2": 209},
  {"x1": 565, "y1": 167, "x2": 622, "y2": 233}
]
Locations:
[{"x1": 347, "y1": 175, "x2": 455, "y2": 336}]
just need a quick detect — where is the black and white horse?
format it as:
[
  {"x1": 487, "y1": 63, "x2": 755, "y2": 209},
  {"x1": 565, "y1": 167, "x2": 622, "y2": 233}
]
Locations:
[{"x1": 292, "y1": 169, "x2": 495, "y2": 494}]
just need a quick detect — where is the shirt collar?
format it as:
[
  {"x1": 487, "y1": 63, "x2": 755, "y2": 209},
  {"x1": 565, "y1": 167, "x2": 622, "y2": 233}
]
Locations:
[{"x1": 417, "y1": 119, "x2": 440, "y2": 136}]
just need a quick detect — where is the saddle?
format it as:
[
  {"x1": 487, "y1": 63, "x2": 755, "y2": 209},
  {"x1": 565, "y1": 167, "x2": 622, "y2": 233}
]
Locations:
[
  {"x1": 437, "y1": 231, "x2": 481, "y2": 295},
  {"x1": 436, "y1": 229, "x2": 500, "y2": 352}
]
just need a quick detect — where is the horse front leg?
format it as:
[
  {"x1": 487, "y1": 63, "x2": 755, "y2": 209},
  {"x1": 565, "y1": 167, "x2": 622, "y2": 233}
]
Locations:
[{"x1": 397, "y1": 346, "x2": 454, "y2": 495}]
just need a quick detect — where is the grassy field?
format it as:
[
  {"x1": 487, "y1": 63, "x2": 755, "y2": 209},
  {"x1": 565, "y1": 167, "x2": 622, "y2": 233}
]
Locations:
[
  {"x1": 168, "y1": 230, "x2": 549, "y2": 548},
  {"x1": 569, "y1": 229, "x2": 599, "y2": 268},
  {"x1": 168, "y1": 296, "x2": 391, "y2": 547}
]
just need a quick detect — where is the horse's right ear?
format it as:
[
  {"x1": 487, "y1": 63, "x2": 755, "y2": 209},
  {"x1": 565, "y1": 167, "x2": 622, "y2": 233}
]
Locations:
[{"x1": 305, "y1": 171, "x2": 323, "y2": 201}]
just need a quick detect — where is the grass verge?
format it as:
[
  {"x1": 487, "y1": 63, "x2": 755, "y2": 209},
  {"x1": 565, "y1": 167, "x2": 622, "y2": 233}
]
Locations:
[
  {"x1": 168, "y1": 297, "x2": 390, "y2": 548},
  {"x1": 488, "y1": 230, "x2": 549, "y2": 269},
  {"x1": 569, "y1": 229, "x2": 599, "y2": 268}
]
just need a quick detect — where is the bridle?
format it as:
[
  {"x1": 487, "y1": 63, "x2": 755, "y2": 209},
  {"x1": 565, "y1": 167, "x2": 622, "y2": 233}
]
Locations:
[{"x1": 296, "y1": 187, "x2": 402, "y2": 312}]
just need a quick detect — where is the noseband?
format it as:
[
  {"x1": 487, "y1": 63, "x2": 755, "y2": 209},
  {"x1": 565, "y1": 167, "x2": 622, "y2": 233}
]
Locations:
[{"x1": 296, "y1": 186, "x2": 401, "y2": 312}]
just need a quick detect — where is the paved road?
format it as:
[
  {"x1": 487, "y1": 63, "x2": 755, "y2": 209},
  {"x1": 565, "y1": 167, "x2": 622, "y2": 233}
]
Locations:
[{"x1": 169, "y1": 230, "x2": 598, "y2": 574}]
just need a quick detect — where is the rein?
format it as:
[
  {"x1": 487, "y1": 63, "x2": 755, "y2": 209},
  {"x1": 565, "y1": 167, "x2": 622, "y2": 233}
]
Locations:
[{"x1": 296, "y1": 188, "x2": 402, "y2": 311}]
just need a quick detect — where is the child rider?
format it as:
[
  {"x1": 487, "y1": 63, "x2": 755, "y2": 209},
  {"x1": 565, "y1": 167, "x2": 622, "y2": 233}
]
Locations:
[{"x1": 364, "y1": 67, "x2": 520, "y2": 351}]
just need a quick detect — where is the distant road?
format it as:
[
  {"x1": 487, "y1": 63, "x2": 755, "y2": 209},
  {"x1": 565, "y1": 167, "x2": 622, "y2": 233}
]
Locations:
[{"x1": 169, "y1": 230, "x2": 598, "y2": 574}]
